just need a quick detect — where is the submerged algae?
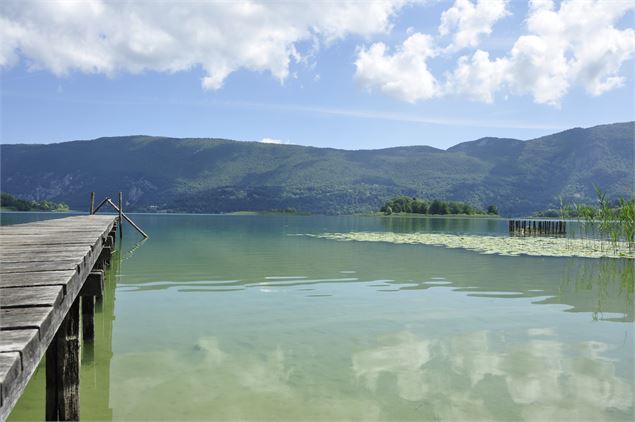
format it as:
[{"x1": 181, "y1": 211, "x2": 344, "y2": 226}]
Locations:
[{"x1": 307, "y1": 232, "x2": 634, "y2": 259}]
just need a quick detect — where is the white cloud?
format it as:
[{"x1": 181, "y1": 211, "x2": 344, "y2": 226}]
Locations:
[
  {"x1": 506, "y1": 0, "x2": 635, "y2": 104},
  {"x1": 0, "y1": 0, "x2": 410, "y2": 90},
  {"x1": 354, "y1": 33, "x2": 439, "y2": 103},
  {"x1": 439, "y1": 0, "x2": 509, "y2": 52},
  {"x1": 362, "y1": 0, "x2": 634, "y2": 105},
  {"x1": 260, "y1": 138, "x2": 286, "y2": 144},
  {"x1": 445, "y1": 50, "x2": 509, "y2": 103}
]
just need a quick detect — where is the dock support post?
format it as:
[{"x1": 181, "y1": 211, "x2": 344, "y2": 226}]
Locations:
[
  {"x1": 82, "y1": 297, "x2": 95, "y2": 342},
  {"x1": 90, "y1": 192, "x2": 95, "y2": 215},
  {"x1": 46, "y1": 299, "x2": 80, "y2": 421},
  {"x1": 81, "y1": 270, "x2": 104, "y2": 314},
  {"x1": 118, "y1": 192, "x2": 123, "y2": 238},
  {"x1": 108, "y1": 230, "x2": 116, "y2": 249},
  {"x1": 96, "y1": 246, "x2": 112, "y2": 272}
]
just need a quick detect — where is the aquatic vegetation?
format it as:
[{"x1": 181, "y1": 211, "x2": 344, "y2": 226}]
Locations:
[{"x1": 306, "y1": 232, "x2": 634, "y2": 259}]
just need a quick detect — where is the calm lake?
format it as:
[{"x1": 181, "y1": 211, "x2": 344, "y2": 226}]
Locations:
[{"x1": 3, "y1": 213, "x2": 634, "y2": 421}]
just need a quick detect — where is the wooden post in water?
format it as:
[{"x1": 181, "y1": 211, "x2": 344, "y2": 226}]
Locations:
[
  {"x1": 46, "y1": 299, "x2": 81, "y2": 421},
  {"x1": 118, "y1": 192, "x2": 123, "y2": 238},
  {"x1": 108, "y1": 231, "x2": 115, "y2": 250},
  {"x1": 95, "y1": 246, "x2": 112, "y2": 271},
  {"x1": 89, "y1": 192, "x2": 95, "y2": 215},
  {"x1": 80, "y1": 271, "x2": 104, "y2": 342},
  {"x1": 82, "y1": 297, "x2": 95, "y2": 343}
]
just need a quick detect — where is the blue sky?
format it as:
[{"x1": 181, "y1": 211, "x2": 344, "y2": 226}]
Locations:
[{"x1": 1, "y1": 0, "x2": 634, "y2": 149}]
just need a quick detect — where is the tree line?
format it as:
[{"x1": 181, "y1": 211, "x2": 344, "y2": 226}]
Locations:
[
  {"x1": 380, "y1": 196, "x2": 497, "y2": 216},
  {"x1": 0, "y1": 192, "x2": 69, "y2": 212}
]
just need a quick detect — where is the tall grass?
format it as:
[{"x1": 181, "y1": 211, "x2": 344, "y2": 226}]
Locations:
[
  {"x1": 578, "y1": 187, "x2": 634, "y2": 254},
  {"x1": 557, "y1": 188, "x2": 633, "y2": 256}
]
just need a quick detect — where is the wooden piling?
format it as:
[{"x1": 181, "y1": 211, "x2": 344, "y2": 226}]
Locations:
[
  {"x1": 82, "y1": 297, "x2": 95, "y2": 342},
  {"x1": 46, "y1": 299, "x2": 81, "y2": 421},
  {"x1": 0, "y1": 215, "x2": 119, "y2": 421},
  {"x1": 107, "y1": 232, "x2": 115, "y2": 250},
  {"x1": 95, "y1": 246, "x2": 112, "y2": 271},
  {"x1": 508, "y1": 219, "x2": 566, "y2": 236},
  {"x1": 89, "y1": 192, "x2": 95, "y2": 215},
  {"x1": 79, "y1": 270, "x2": 105, "y2": 344},
  {"x1": 118, "y1": 192, "x2": 123, "y2": 238}
]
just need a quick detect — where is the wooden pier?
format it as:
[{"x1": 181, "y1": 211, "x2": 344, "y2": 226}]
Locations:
[
  {"x1": 508, "y1": 219, "x2": 567, "y2": 236},
  {"x1": 0, "y1": 215, "x2": 119, "y2": 421}
]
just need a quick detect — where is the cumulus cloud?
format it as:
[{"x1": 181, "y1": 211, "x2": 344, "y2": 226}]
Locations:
[
  {"x1": 357, "y1": 0, "x2": 634, "y2": 105},
  {"x1": 0, "y1": 0, "x2": 409, "y2": 90},
  {"x1": 354, "y1": 33, "x2": 439, "y2": 103},
  {"x1": 445, "y1": 50, "x2": 509, "y2": 103},
  {"x1": 502, "y1": 0, "x2": 635, "y2": 105},
  {"x1": 439, "y1": 0, "x2": 509, "y2": 52}
]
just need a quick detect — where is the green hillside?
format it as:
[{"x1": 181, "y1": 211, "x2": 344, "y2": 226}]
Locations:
[{"x1": 1, "y1": 122, "x2": 633, "y2": 216}]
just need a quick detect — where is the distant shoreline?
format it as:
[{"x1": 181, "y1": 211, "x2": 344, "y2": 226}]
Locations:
[
  {"x1": 361, "y1": 212, "x2": 502, "y2": 219},
  {"x1": 0, "y1": 209, "x2": 581, "y2": 221}
]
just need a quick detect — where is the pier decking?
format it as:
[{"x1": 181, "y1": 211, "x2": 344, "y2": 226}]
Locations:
[{"x1": 0, "y1": 215, "x2": 118, "y2": 421}]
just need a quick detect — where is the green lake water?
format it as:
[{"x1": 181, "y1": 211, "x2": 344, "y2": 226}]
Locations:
[{"x1": 3, "y1": 213, "x2": 634, "y2": 421}]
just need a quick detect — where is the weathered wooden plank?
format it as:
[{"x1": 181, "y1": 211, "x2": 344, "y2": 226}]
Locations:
[
  {"x1": 0, "y1": 285, "x2": 63, "y2": 308},
  {"x1": 0, "y1": 215, "x2": 117, "y2": 420},
  {"x1": 0, "y1": 222, "x2": 108, "y2": 227},
  {"x1": 0, "y1": 352, "x2": 21, "y2": 408},
  {"x1": 0, "y1": 246, "x2": 90, "y2": 256},
  {"x1": 0, "y1": 226, "x2": 105, "y2": 233},
  {"x1": 0, "y1": 260, "x2": 83, "y2": 274},
  {"x1": 0, "y1": 239, "x2": 99, "y2": 247},
  {"x1": 0, "y1": 227, "x2": 106, "y2": 233},
  {"x1": 7, "y1": 217, "x2": 115, "y2": 228},
  {"x1": 0, "y1": 234, "x2": 104, "y2": 242},
  {"x1": 0, "y1": 307, "x2": 53, "y2": 335},
  {"x1": 0, "y1": 330, "x2": 39, "y2": 372},
  {"x1": 0, "y1": 253, "x2": 88, "y2": 264},
  {"x1": 0, "y1": 270, "x2": 76, "y2": 289}
]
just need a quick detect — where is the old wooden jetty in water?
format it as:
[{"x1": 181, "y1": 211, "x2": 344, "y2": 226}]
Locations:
[
  {"x1": 0, "y1": 214, "x2": 120, "y2": 421},
  {"x1": 508, "y1": 219, "x2": 567, "y2": 236}
]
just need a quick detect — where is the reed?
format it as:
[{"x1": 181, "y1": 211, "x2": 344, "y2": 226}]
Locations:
[{"x1": 560, "y1": 187, "x2": 634, "y2": 255}]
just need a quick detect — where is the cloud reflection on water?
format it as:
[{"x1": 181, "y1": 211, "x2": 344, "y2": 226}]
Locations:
[{"x1": 352, "y1": 329, "x2": 633, "y2": 421}]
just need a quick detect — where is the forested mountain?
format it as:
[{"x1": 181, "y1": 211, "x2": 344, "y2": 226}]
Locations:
[{"x1": 1, "y1": 122, "x2": 633, "y2": 216}]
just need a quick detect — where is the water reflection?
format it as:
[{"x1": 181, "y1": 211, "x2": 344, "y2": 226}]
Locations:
[
  {"x1": 117, "y1": 257, "x2": 634, "y2": 323},
  {"x1": 5, "y1": 213, "x2": 634, "y2": 421},
  {"x1": 352, "y1": 332, "x2": 431, "y2": 401},
  {"x1": 353, "y1": 330, "x2": 633, "y2": 421},
  {"x1": 379, "y1": 215, "x2": 507, "y2": 235}
]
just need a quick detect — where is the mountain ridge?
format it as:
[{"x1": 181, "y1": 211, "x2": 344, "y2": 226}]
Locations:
[{"x1": 1, "y1": 122, "x2": 633, "y2": 216}]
